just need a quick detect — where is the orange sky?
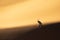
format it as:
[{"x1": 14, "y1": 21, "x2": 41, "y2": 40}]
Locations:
[{"x1": 0, "y1": 0, "x2": 60, "y2": 29}]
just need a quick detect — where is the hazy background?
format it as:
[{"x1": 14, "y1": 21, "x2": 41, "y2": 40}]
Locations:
[{"x1": 0, "y1": 0, "x2": 60, "y2": 29}]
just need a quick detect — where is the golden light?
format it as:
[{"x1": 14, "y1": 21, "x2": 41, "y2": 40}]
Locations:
[{"x1": 0, "y1": 0, "x2": 60, "y2": 29}]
